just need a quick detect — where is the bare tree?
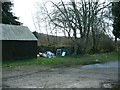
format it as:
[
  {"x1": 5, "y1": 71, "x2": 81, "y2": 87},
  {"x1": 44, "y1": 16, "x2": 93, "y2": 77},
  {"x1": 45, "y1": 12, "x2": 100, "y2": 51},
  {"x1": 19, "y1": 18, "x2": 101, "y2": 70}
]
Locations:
[
  {"x1": 33, "y1": 1, "x2": 54, "y2": 45},
  {"x1": 34, "y1": 0, "x2": 112, "y2": 54}
]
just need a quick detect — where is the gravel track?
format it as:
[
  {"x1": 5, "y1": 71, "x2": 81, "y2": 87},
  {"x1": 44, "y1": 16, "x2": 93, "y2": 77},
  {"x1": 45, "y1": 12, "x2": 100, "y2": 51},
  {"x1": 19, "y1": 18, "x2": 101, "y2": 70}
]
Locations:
[{"x1": 2, "y1": 61, "x2": 119, "y2": 88}]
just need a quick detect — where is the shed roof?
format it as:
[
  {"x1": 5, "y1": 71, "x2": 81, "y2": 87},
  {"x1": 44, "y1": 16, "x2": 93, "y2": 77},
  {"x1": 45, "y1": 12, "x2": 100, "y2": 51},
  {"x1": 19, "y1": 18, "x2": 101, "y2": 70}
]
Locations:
[{"x1": 0, "y1": 24, "x2": 37, "y2": 41}]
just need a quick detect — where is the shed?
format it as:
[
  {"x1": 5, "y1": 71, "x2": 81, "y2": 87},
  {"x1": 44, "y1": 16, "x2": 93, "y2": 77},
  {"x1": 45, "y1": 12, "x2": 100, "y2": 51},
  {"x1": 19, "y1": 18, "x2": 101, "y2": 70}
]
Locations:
[{"x1": 0, "y1": 24, "x2": 38, "y2": 61}]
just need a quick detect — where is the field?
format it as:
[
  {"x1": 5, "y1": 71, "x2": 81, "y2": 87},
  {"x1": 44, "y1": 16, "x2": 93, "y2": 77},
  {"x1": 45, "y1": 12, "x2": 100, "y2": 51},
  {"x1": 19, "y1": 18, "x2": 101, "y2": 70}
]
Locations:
[{"x1": 2, "y1": 52, "x2": 118, "y2": 69}]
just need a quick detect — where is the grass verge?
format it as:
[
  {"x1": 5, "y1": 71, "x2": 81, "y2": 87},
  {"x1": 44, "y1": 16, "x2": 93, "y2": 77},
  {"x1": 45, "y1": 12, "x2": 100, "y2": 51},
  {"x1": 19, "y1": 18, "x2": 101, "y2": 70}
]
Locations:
[{"x1": 2, "y1": 52, "x2": 119, "y2": 69}]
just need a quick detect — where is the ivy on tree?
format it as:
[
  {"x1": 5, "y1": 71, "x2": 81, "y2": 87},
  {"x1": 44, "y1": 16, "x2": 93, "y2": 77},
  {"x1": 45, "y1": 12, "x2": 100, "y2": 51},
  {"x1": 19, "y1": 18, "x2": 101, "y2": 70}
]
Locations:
[
  {"x1": 112, "y1": 2, "x2": 120, "y2": 41},
  {"x1": 1, "y1": 2, "x2": 22, "y2": 25}
]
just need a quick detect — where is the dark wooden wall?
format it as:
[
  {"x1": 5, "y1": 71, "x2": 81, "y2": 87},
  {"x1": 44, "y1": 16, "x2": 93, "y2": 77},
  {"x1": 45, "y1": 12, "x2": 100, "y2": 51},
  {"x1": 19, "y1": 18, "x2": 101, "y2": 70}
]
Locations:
[{"x1": 2, "y1": 40, "x2": 37, "y2": 61}]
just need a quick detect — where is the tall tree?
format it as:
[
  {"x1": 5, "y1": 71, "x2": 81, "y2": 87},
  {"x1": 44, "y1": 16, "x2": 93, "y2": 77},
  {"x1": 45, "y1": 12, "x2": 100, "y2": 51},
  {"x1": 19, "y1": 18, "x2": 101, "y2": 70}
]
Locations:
[
  {"x1": 1, "y1": 2, "x2": 22, "y2": 25},
  {"x1": 34, "y1": 0, "x2": 112, "y2": 54},
  {"x1": 49, "y1": 0, "x2": 111, "y2": 54},
  {"x1": 112, "y1": 2, "x2": 120, "y2": 42}
]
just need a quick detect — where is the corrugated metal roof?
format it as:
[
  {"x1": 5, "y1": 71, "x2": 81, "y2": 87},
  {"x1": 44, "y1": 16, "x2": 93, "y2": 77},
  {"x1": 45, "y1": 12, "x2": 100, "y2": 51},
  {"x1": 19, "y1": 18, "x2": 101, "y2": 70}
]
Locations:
[{"x1": 0, "y1": 24, "x2": 37, "y2": 41}]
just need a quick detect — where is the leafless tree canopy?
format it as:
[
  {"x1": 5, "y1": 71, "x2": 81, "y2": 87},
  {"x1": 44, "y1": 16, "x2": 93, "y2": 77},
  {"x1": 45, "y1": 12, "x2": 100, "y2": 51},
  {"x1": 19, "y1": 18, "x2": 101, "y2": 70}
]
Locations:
[{"x1": 33, "y1": 0, "x2": 112, "y2": 54}]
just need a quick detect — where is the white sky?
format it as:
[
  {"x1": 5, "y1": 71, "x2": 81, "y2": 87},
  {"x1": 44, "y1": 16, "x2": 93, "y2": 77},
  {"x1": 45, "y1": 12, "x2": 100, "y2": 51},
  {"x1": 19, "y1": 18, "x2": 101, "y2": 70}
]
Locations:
[
  {"x1": 12, "y1": 0, "x2": 59, "y2": 33},
  {"x1": 12, "y1": 0, "x2": 67, "y2": 36},
  {"x1": 12, "y1": 0, "x2": 116, "y2": 38},
  {"x1": 12, "y1": 0, "x2": 36, "y2": 32},
  {"x1": 12, "y1": 0, "x2": 63, "y2": 32}
]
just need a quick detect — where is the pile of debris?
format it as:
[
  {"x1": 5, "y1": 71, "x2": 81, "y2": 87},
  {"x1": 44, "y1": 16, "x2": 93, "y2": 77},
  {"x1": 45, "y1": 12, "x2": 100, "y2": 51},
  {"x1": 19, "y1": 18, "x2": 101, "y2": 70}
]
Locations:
[
  {"x1": 37, "y1": 49, "x2": 66, "y2": 58},
  {"x1": 37, "y1": 51, "x2": 55, "y2": 58}
]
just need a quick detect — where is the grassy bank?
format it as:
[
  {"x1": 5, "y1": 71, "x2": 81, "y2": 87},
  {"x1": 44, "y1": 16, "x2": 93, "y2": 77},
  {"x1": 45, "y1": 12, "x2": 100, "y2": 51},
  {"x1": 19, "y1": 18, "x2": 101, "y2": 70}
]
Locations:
[{"x1": 2, "y1": 52, "x2": 119, "y2": 69}]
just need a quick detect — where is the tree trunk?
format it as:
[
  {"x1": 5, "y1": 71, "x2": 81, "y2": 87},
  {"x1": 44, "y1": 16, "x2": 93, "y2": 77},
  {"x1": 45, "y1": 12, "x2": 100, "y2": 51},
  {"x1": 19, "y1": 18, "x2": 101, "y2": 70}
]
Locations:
[
  {"x1": 115, "y1": 36, "x2": 118, "y2": 51},
  {"x1": 73, "y1": 42, "x2": 78, "y2": 55},
  {"x1": 79, "y1": 36, "x2": 85, "y2": 53}
]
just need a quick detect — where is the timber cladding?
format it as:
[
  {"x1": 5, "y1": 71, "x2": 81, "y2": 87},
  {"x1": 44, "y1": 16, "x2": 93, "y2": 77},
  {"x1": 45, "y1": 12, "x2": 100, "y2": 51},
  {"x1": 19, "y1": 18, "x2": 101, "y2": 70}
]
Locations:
[
  {"x1": 0, "y1": 24, "x2": 38, "y2": 61},
  {"x1": 2, "y1": 40, "x2": 37, "y2": 60}
]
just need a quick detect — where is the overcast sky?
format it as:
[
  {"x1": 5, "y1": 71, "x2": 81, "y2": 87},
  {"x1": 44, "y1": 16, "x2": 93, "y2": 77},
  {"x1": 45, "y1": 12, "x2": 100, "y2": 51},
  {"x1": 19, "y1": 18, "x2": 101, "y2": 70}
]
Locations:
[
  {"x1": 11, "y1": 0, "x2": 116, "y2": 38},
  {"x1": 12, "y1": 0, "x2": 59, "y2": 33},
  {"x1": 12, "y1": 0, "x2": 65, "y2": 35},
  {"x1": 12, "y1": 0, "x2": 36, "y2": 32}
]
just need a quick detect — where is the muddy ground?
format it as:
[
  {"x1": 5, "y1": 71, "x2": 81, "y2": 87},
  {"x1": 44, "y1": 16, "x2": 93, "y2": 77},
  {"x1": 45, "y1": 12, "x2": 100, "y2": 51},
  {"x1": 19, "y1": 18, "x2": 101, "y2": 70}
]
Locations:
[{"x1": 2, "y1": 61, "x2": 119, "y2": 88}]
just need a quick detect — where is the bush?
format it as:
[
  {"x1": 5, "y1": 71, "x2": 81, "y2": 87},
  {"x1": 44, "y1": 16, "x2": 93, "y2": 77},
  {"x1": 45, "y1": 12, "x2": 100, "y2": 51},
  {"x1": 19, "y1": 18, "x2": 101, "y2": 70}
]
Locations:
[
  {"x1": 98, "y1": 39, "x2": 116, "y2": 53},
  {"x1": 98, "y1": 42, "x2": 115, "y2": 53}
]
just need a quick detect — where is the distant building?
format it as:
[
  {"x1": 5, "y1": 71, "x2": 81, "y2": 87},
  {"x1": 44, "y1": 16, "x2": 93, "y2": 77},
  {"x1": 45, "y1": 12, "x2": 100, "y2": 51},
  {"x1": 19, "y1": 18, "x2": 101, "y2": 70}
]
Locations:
[{"x1": 0, "y1": 24, "x2": 37, "y2": 61}]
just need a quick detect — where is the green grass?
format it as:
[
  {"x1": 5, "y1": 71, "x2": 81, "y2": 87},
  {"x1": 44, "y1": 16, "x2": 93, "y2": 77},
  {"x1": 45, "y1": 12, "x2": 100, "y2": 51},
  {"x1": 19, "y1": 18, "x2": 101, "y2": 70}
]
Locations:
[{"x1": 2, "y1": 52, "x2": 119, "y2": 69}]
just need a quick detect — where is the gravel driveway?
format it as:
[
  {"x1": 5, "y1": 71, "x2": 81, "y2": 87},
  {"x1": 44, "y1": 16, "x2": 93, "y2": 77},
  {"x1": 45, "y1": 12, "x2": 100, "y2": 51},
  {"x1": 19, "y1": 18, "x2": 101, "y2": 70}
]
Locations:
[{"x1": 2, "y1": 61, "x2": 119, "y2": 88}]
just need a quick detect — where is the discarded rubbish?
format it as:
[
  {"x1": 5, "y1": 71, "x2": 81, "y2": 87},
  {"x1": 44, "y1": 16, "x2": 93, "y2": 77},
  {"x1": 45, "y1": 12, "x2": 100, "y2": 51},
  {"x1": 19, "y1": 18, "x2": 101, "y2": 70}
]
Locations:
[
  {"x1": 37, "y1": 51, "x2": 55, "y2": 58},
  {"x1": 37, "y1": 54, "x2": 40, "y2": 57},
  {"x1": 61, "y1": 52, "x2": 66, "y2": 56},
  {"x1": 56, "y1": 49, "x2": 62, "y2": 56}
]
